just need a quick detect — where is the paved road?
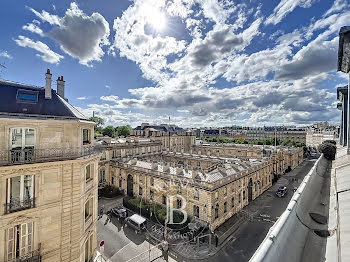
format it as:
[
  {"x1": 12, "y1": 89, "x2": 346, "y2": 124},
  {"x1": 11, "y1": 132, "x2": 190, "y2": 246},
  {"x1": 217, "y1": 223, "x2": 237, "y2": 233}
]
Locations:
[
  {"x1": 97, "y1": 197, "x2": 176, "y2": 262},
  {"x1": 201, "y1": 159, "x2": 316, "y2": 262}
]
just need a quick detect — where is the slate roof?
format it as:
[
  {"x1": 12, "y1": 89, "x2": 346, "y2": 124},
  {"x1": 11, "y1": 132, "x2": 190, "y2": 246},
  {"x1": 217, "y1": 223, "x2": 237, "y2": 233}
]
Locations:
[
  {"x1": 134, "y1": 124, "x2": 185, "y2": 134},
  {"x1": 0, "y1": 79, "x2": 87, "y2": 120}
]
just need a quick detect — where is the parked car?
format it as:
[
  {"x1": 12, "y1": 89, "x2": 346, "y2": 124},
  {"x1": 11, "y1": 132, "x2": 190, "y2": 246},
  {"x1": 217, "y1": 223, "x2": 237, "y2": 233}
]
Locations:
[
  {"x1": 110, "y1": 207, "x2": 127, "y2": 220},
  {"x1": 276, "y1": 186, "x2": 287, "y2": 197},
  {"x1": 125, "y1": 214, "x2": 147, "y2": 234}
]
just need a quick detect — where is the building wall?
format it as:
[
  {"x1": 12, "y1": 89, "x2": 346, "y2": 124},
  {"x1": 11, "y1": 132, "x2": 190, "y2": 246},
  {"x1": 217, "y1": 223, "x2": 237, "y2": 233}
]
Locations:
[
  {"x1": 112, "y1": 158, "x2": 274, "y2": 231},
  {"x1": 0, "y1": 118, "x2": 94, "y2": 150},
  {"x1": 0, "y1": 118, "x2": 99, "y2": 262}
]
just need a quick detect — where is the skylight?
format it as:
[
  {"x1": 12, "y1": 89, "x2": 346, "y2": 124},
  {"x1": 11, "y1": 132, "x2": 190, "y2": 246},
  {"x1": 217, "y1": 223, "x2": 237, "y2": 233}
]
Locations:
[{"x1": 17, "y1": 90, "x2": 38, "y2": 102}]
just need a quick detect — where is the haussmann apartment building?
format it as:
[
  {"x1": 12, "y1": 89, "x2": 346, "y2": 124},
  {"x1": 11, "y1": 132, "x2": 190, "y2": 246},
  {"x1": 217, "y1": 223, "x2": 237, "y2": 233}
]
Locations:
[{"x1": 0, "y1": 70, "x2": 101, "y2": 262}]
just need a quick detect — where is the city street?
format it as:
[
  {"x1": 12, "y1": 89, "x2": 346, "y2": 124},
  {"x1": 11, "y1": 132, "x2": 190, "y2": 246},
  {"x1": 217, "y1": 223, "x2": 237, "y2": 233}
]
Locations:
[
  {"x1": 201, "y1": 159, "x2": 316, "y2": 262},
  {"x1": 97, "y1": 197, "x2": 175, "y2": 262}
]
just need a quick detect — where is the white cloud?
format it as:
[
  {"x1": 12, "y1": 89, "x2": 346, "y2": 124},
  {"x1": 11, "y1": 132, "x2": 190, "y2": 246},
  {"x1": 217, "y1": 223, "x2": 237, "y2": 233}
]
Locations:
[
  {"x1": 105, "y1": 85, "x2": 111, "y2": 89},
  {"x1": 30, "y1": 2, "x2": 110, "y2": 66},
  {"x1": 14, "y1": 35, "x2": 63, "y2": 64},
  {"x1": 22, "y1": 22, "x2": 44, "y2": 36},
  {"x1": 28, "y1": 6, "x2": 60, "y2": 25},
  {"x1": 0, "y1": 51, "x2": 12, "y2": 59},
  {"x1": 265, "y1": 0, "x2": 317, "y2": 25},
  {"x1": 100, "y1": 95, "x2": 119, "y2": 103},
  {"x1": 77, "y1": 96, "x2": 87, "y2": 100},
  {"x1": 75, "y1": 0, "x2": 340, "y2": 127}
]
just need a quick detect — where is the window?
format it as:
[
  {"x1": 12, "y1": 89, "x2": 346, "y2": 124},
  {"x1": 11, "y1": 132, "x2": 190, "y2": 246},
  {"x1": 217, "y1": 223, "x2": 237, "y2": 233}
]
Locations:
[
  {"x1": 6, "y1": 175, "x2": 34, "y2": 213},
  {"x1": 197, "y1": 162, "x2": 201, "y2": 167},
  {"x1": 119, "y1": 178, "x2": 122, "y2": 188},
  {"x1": 193, "y1": 205, "x2": 199, "y2": 218},
  {"x1": 136, "y1": 148, "x2": 139, "y2": 154},
  {"x1": 194, "y1": 190, "x2": 199, "y2": 200},
  {"x1": 162, "y1": 195, "x2": 166, "y2": 205},
  {"x1": 84, "y1": 234, "x2": 93, "y2": 262},
  {"x1": 150, "y1": 190, "x2": 154, "y2": 200},
  {"x1": 10, "y1": 128, "x2": 35, "y2": 162},
  {"x1": 85, "y1": 165, "x2": 91, "y2": 181},
  {"x1": 7, "y1": 222, "x2": 33, "y2": 260},
  {"x1": 243, "y1": 191, "x2": 246, "y2": 200},
  {"x1": 17, "y1": 90, "x2": 38, "y2": 102},
  {"x1": 85, "y1": 198, "x2": 93, "y2": 220},
  {"x1": 142, "y1": 147, "x2": 145, "y2": 153},
  {"x1": 231, "y1": 197, "x2": 235, "y2": 207},
  {"x1": 224, "y1": 202, "x2": 227, "y2": 213},
  {"x1": 163, "y1": 182, "x2": 167, "y2": 190},
  {"x1": 151, "y1": 178, "x2": 154, "y2": 186},
  {"x1": 215, "y1": 204, "x2": 219, "y2": 219},
  {"x1": 224, "y1": 187, "x2": 227, "y2": 197},
  {"x1": 111, "y1": 176, "x2": 115, "y2": 185},
  {"x1": 83, "y1": 129, "x2": 90, "y2": 144},
  {"x1": 139, "y1": 176, "x2": 143, "y2": 183},
  {"x1": 238, "y1": 193, "x2": 241, "y2": 203},
  {"x1": 215, "y1": 192, "x2": 218, "y2": 201},
  {"x1": 177, "y1": 199, "x2": 182, "y2": 208},
  {"x1": 99, "y1": 169, "x2": 106, "y2": 183},
  {"x1": 139, "y1": 186, "x2": 143, "y2": 196},
  {"x1": 177, "y1": 185, "x2": 182, "y2": 195},
  {"x1": 101, "y1": 151, "x2": 106, "y2": 160},
  {"x1": 148, "y1": 146, "x2": 151, "y2": 153}
]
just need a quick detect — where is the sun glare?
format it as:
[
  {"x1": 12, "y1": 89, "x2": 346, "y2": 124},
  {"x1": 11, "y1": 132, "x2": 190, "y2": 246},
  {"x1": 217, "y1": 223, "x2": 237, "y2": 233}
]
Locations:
[{"x1": 145, "y1": 6, "x2": 166, "y2": 32}]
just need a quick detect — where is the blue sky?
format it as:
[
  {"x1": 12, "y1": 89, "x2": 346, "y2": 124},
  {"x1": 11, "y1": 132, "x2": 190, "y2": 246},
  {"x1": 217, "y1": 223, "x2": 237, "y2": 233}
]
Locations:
[{"x1": 0, "y1": 0, "x2": 349, "y2": 127}]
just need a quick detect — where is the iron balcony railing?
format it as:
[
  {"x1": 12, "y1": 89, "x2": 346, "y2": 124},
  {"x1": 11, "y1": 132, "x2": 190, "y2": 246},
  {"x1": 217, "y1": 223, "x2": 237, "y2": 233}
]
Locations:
[
  {"x1": 0, "y1": 145, "x2": 102, "y2": 166},
  {"x1": 7, "y1": 247, "x2": 41, "y2": 262},
  {"x1": 4, "y1": 197, "x2": 35, "y2": 214}
]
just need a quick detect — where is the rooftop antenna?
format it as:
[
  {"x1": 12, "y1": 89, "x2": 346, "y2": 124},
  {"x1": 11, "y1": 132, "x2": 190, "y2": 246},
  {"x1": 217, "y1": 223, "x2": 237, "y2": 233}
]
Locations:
[{"x1": 0, "y1": 62, "x2": 6, "y2": 78}]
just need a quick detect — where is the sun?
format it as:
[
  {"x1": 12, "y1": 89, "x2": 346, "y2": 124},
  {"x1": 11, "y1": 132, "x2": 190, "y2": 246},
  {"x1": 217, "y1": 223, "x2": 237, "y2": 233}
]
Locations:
[
  {"x1": 148, "y1": 10, "x2": 166, "y2": 31},
  {"x1": 144, "y1": 5, "x2": 166, "y2": 32}
]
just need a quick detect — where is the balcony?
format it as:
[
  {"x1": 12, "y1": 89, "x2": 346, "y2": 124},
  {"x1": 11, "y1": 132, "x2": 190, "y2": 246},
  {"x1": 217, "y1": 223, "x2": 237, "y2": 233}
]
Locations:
[
  {"x1": 0, "y1": 146, "x2": 101, "y2": 166},
  {"x1": 4, "y1": 197, "x2": 35, "y2": 214},
  {"x1": 7, "y1": 247, "x2": 41, "y2": 262}
]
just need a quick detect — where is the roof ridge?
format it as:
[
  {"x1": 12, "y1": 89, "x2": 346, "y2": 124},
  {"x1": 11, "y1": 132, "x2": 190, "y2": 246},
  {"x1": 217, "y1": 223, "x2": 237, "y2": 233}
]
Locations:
[{"x1": 0, "y1": 78, "x2": 44, "y2": 90}]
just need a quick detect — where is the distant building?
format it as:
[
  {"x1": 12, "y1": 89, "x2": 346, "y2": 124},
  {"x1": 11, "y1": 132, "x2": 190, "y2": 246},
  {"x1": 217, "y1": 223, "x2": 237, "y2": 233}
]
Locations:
[
  {"x1": 246, "y1": 126, "x2": 306, "y2": 144},
  {"x1": 0, "y1": 70, "x2": 100, "y2": 262},
  {"x1": 306, "y1": 124, "x2": 338, "y2": 148},
  {"x1": 131, "y1": 123, "x2": 196, "y2": 152}
]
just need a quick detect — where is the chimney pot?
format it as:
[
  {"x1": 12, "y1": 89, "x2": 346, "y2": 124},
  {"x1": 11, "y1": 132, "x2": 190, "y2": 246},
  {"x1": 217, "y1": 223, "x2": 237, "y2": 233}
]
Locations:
[
  {"x1": 46, "y1": 69, "x2": 51, "y2": 74},
  {"x1": 57, "y1": 76, "x2": 66, "y2": 100}
]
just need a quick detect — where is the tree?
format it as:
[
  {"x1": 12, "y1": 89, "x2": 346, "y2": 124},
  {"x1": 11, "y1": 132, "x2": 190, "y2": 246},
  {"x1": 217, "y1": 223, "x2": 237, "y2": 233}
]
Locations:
[
  {"x1": 102, "y1": 125, "x2": 116, "y2": 137},
  {"x1": 89, "y1": 116, "x2": 104, "y2": 133},
  {"x1": 116, "y1": 126, "x2": 132, "y2": 137}
]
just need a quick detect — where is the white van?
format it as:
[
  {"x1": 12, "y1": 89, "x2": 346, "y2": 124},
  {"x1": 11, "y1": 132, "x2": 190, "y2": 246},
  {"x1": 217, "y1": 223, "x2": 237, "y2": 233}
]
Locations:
[{"x1": 125, "y1": 214, "x2": 147, "y2": 233}]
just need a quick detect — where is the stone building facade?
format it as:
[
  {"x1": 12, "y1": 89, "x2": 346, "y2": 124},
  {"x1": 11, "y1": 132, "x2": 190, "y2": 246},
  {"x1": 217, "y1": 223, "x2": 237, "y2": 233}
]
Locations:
[
  {"x1": 97, "y1": 137, "x2": 162, "y2": 187},
  {"x1": 98, "y1": 135, "x2": 303, "y2": 231},
  {"x1": 0, "y1": 74, "x2": 100, "y2": 262},
  {"x1": 111, "y1": 155, "x2": 274, "y2": 231},
  {"x1": 131, "y1": 123, "x2": 196, "y2": 152}
]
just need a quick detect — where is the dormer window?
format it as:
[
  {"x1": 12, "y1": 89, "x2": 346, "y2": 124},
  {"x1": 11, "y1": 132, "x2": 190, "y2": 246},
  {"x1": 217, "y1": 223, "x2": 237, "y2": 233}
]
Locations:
[{"x1": 17, "y1": 90, "x2": 38, "y2": 103}]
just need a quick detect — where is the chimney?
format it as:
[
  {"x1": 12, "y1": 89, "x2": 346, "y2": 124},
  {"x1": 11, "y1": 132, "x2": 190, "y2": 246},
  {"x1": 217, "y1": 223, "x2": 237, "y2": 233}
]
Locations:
[
  {"x1": 45, "y1": 69, "x2": 52, "y2": 99},
  {"x1": 57, "y1": 75, "x2": 65, "y2": 99}
]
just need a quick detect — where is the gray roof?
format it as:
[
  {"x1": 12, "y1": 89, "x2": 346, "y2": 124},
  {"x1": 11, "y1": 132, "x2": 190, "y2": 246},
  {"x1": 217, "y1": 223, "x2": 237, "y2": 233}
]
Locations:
[{"x1": 0, "y1": 79, "x2": 87, "y2": 120}]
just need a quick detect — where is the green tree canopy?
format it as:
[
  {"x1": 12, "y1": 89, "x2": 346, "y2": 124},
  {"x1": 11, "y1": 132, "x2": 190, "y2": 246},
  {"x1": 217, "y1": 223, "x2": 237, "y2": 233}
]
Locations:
[
  {"x1": 102, "y1": 125, "x2": 116, "y2": 137},
  {"x1": 116, "y1": 126, "x2": 132, "y2": 137},
  {"x1": 89, "y1": 116, "x2": 104, "y2": 127}
]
